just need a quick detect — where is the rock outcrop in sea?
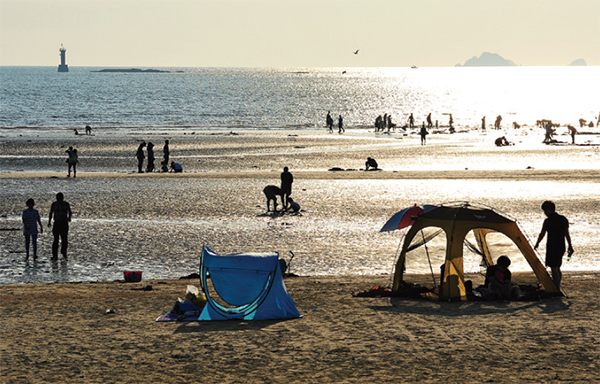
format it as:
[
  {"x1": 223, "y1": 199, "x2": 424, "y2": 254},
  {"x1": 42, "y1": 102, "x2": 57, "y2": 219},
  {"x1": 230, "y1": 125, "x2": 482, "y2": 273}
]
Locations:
[{"x1": 455, "y1": 52, "x2": 517, "y2": 67}]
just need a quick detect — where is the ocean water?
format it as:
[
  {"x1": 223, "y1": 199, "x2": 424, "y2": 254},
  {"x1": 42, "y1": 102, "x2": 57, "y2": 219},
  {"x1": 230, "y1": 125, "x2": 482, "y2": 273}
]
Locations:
[{"x1": 1, "y1": 66, "x2": 599, "y2": 131}]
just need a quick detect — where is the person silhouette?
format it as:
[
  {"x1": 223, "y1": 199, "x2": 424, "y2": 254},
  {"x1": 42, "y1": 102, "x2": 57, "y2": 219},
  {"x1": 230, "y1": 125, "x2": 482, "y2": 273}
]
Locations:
[
  {"x1": 338, "y1": 115, "x2": 344, "y2": 133},
  {"x1": 280, "y1": 166, "x2": 294, "y2": 210},
  {"x1": 66, "y1": 146, "x2": 78, "y2": 178},
  {"x1": 146, "y1": 142, "x2": 155, "y2": 173},
  {"x1": 48, "y1": 192, "x2": 72, "y2": 260},
  {"x1": 136, "y1": 142, "x2": 146, "y2": 173},
  {"x1": 326, "y1": 111, "x2": 333, "y2": 133},
  {"x1": 419, "y1": 123, "x2": 428, "y2": 145},
  {"x1": 22, "y1": 198, "x2": 43, "y2": 261}
]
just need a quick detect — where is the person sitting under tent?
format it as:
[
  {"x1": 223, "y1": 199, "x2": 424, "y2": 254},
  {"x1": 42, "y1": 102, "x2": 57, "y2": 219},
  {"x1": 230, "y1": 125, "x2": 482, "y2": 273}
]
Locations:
[
  {"x1": 480, "y1": 256, "x2": 520, "y2": 300},
  {"x1": 263, "y1": 185, "x2": 284, "y2": 212},
  {"x1": 365, "y1": 157, "x2": 379, "y2": 170}
]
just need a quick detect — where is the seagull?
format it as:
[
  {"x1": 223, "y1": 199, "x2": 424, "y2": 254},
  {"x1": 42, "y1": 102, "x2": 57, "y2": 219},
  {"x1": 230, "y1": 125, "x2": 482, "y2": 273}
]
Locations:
[{"x1": 354, "y1": 49, "x2": 359, "y2": 55}]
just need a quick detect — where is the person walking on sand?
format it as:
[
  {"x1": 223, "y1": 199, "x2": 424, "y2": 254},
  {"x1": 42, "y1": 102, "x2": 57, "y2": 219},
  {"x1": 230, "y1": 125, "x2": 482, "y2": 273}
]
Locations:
[
  {"x1": 419, "y1": 123, "x2": 428, "y2": 145},
  {"x1": 326, "y1": 111, "x2": 334, "y2": 133},
  {"x1": 534, "y1": 200, "x2": 573, "y2": 289},
  {"x1": 66, "y1": 146, "x2": 78, "y2": 178},
  {"x1": 280, "y1": 166, "x2": 294, "y2": 210},
  {"x1": 48, "y1": 192, "x2": 72, "y2": 261},
  {"x1": 338, "y1": 115, "x2": 344, "y2": 134},
  {"x1": 22, "y1": 198, "x2": 43, "y2": 261},
  {"x1": 136, "y1": 142, "x2": 146, "y2": 173},
  {"x1": 408, "y1": 113, "x2": 415, "y2": 128},
  {"x1": 426, "y1": 113, "x2": 433, "y2": 128},
  {"x1": 146, "y1": 142, "x2": 155, "y2": 173}
]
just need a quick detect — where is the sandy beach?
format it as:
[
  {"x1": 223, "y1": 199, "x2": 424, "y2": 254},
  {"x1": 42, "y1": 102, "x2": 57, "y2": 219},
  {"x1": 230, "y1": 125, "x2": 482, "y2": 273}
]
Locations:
[
  {"x1": 1, "y1": 128, "x2": 599, "y2": 383},
  {"x1": 1, "y1": 272, "x2": 599, "y2": 383}
]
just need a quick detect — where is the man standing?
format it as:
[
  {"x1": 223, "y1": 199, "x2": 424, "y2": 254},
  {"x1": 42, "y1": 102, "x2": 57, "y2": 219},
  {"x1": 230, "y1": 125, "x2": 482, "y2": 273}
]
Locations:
[
  {"x1": 48, "y1": 192, "x2": 72, "y2": 260},
  {"x1": 163, "y1": 140, "x2": 170, "y2": 164},
  {"x1": 136, "y1": 142, "x2": 146, "y2": 173},
  {"x1": 534, "y1": 201, "x2": 573, "y2": 288},
  {"x1": 280, "y1": 166, "x2": 294, "y2": 210}
]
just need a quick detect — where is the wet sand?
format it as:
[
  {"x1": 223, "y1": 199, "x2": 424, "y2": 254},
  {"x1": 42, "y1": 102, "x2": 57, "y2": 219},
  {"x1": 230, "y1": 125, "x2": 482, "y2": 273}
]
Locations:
[
  {"x1": 1, "y1": 128, "x2": 599, "y2": 382},
  {"x1": 1, "y1": 272, "x2": 598, "y2": 383}
]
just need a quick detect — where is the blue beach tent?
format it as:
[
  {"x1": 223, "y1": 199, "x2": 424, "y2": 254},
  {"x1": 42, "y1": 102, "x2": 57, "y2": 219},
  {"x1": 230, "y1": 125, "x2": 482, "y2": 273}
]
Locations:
[{"x1": 198, "y1": 245, "x2": 301, "y2": 321}]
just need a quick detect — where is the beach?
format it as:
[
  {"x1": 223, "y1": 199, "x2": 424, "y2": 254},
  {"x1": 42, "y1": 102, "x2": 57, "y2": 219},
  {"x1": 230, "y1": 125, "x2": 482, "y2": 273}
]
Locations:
[
  {"x1": 1, "y1": 128, "x2": 599, "y2": 383},
  {"x1": 1, "y1": 272, "x2": 598, "y2": 383}
]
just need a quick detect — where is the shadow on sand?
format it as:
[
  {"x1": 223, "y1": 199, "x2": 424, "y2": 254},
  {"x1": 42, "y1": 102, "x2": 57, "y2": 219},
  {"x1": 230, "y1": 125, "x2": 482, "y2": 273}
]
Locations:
[
  {"x1": 174, "y1": 318, "x2": 294, "y2": 334},
  {"x1": 367, "y1": 296, "x2": 572, "y2": 317}
]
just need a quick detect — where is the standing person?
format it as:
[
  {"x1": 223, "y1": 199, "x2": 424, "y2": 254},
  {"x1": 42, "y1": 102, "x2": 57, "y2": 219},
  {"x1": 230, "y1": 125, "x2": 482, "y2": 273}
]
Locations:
[
  {"x1": 280, "y1": 166, "x2": 294, "y2": 210},
  {"x1": 534, "y1": 201, "x2": 573, "y2": 288},
  {"x1": 408, "y1": 113, "x2": 415, "y2": 128},
  {"x1": 146, "y1": 142, "x2": 155, "y2": 173},
  {"x1": 326, "y1": 112, "x2": 333, "y2": 133},
  {"x1": 481, "y1": 116, "x2": 486, "y2": 130},
  {"x1": 136, "y1": 142, "x2": 146, "y2": 173},
  {"x1": 495, "y1": 115, "x2": 502, "y2": 130},
  {"x1": 448, "y1": 114, "x2": 454, "y2": 131},
  {"x1": 419, "y1": 123, "x2": 428, "y2": 145},
  {"x1": 426, "y1": 113, "x2": 433, "y2": 128},
  {"x1": 163, "y1": 140, "x2": 170, "y2": 164},
  {"x1": 66, "y1": 146, "x2": 78, "y2": 178},
  {"x1": 543, "y1": 121, "x2": 554, "y2": 143},
  {"x1": 48, "y1": 192, "x2": 72, "y2": 261},
  {"x1": 22, "y1": 198, "x2": 43, "y2": 261},
  {"x1": 387, "y1": 114, "x2": 395, "y2": 132},
  {"x1": 85, "y1": 125, "x2": 92, "y2": 135},
  {"x1": 338, "y1": 115, "x2": 344, "y2": 133}
]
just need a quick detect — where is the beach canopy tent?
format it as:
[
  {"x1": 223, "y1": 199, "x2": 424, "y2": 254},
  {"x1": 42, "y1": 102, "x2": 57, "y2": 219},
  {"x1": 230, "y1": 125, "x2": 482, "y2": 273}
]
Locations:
[
  {"x1": 381, "y1": 202, "x2": 561, "y2": 300},
  {"x1": 198, "y1": 245, "x2": 301, "y2": 321}
]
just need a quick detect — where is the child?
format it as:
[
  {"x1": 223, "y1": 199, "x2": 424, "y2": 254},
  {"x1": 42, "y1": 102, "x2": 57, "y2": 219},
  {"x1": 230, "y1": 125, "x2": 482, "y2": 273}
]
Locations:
[
  {"x1": 22, "y1": 198, "x2": 43, "y2": 261},
  {"x1": 288, "y1": 197, "x2": 301, "y2": 213}
]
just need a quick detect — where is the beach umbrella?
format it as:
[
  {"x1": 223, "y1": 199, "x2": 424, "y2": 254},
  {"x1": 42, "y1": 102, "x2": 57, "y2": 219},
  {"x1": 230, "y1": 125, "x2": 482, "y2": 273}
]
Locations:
[{"x1": 380, "y1": 204, "x2": 437, "y2": 232}]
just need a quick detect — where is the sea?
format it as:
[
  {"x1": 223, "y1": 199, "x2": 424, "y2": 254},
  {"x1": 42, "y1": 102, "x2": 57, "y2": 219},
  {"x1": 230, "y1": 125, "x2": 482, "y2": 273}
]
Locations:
[
  {"x1": 1, "y1": 66, "x2": 599, "y2": 131},
  {"x1": 1, "y1": 66, "x2": 599, "y2": 284}
]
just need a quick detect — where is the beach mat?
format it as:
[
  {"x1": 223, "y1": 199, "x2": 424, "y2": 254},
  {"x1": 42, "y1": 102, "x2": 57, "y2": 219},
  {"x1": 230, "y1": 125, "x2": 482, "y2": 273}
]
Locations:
[{"x1": 155, "y1": 312, "x2": 200, "y2": 322}]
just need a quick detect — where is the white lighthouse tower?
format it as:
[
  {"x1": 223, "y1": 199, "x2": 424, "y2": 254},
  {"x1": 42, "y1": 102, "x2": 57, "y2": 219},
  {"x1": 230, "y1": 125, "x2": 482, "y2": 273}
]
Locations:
[{"x1": 58, "y1": 44, "x2": 69, "y2": 72}]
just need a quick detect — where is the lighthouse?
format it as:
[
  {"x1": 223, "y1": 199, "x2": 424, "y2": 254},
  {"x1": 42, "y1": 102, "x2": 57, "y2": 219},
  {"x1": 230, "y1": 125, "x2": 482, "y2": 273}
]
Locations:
[{"x1": 58, "y1": 44, "x2": 69, "y2": 72}]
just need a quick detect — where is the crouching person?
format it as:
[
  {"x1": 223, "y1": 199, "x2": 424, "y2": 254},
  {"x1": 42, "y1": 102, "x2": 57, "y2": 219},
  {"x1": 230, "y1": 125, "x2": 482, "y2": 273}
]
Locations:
[
  {"x1": 480, "y1": 256, "x2": 520, "y2": 300},
  {"x1": 263, "y1": 185, "x2": 283, "y2": 212}
]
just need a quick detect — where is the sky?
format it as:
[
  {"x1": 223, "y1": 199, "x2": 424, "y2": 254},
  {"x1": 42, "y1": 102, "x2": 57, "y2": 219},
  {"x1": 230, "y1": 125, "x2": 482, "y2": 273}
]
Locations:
[{"x1": 0, "y1": 0, "x2": 598, "y2": 67}]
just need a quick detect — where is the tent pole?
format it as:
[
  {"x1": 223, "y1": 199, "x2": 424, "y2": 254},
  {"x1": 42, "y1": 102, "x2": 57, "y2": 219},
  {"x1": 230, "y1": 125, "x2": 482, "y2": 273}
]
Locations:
[
  {"x1": 389, "y1": 232, "x2": 405, "y2": 287},
  {"x1": 421, "y1": 230, "x2": 437, "y2": 286}
]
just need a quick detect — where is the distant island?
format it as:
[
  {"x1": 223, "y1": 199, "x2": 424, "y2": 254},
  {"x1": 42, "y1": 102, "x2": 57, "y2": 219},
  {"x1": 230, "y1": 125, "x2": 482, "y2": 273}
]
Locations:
[
  {"x1": 455, "y1": 52, "x2": 517, "y2": 67},
  {"x1": 569, "y1": 58, "x2": 587, "y2": 66},
  {"x1": 92, "y1": 68, "x2": 171, "y2": 73}
]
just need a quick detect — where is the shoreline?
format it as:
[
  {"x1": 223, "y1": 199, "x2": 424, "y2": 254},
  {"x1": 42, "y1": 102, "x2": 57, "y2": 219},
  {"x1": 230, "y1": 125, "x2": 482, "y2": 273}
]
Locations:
[{"x1": 2, "y1": 168, "x2": 600, "y2": 181}]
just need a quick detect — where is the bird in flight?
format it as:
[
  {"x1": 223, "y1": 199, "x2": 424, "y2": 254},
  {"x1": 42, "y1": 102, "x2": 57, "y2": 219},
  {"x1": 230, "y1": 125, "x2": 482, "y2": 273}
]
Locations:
[{"x1": 354, "y1": 49, "x2": 359, "y2": 54}]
